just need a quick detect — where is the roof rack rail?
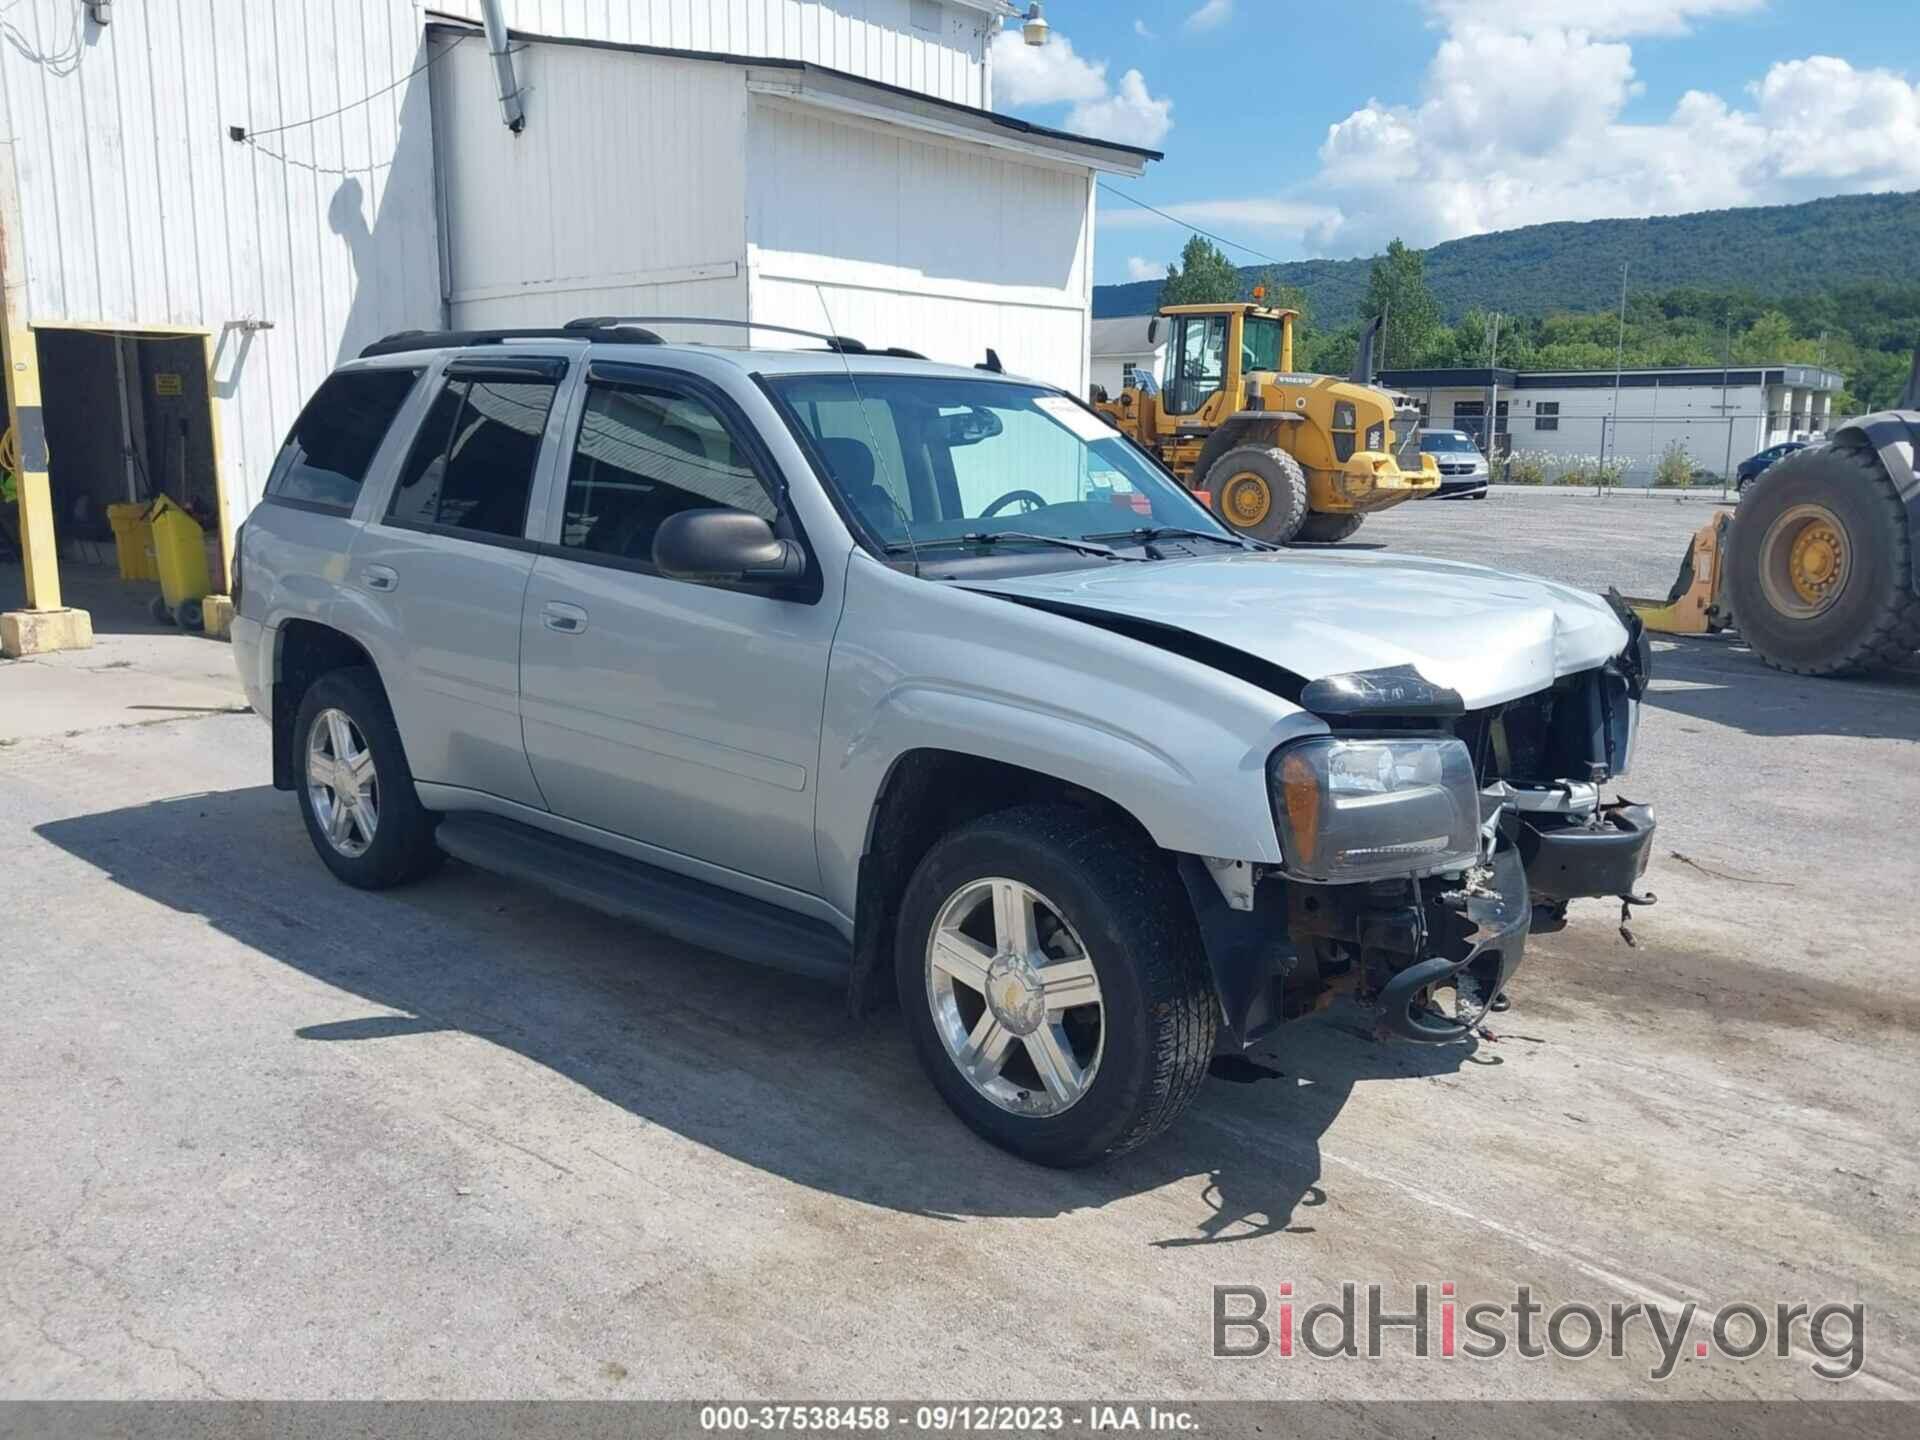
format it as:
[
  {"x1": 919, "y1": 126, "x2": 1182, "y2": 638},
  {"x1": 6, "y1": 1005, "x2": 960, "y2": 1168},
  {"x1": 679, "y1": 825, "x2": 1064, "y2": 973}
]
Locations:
[
  {"x1": 359, "y1": 324, "x2": 663, "y2": 359},
  {"x1": 565, "y1": 314, "x2": 871, "y2": 354}
]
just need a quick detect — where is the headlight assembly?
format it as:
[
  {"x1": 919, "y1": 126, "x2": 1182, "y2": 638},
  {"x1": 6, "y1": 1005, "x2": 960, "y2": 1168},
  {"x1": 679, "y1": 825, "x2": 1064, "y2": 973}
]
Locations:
[{"x1": 1269, "y1": 735, "x2": 1480, "y2": 883}]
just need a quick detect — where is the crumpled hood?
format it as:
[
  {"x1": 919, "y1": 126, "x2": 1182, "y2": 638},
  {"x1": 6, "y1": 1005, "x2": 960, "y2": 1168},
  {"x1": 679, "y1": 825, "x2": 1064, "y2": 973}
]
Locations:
[{"x1": 964, "y1": 548, "x2": 1630, "y2": 709}]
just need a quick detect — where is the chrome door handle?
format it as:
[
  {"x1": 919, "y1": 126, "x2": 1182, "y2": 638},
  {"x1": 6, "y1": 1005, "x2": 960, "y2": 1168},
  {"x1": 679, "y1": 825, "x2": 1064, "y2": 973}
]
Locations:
[
  {"x1": 542, "y1": 601, "x2": 588, "y2": 635},
  {"x1": 361, "y1": 565, "x2": 398, "y2": 592}
]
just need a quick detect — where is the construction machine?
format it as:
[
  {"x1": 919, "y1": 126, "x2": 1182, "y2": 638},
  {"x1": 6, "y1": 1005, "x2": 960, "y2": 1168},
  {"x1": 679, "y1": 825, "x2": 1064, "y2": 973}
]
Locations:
[
  {"x1": 1628, "y1": 346, "x2": 1920, "y2": 675},
  {"x1": 1093, "y1": 302, "x2": 1440, "y2": 544}
]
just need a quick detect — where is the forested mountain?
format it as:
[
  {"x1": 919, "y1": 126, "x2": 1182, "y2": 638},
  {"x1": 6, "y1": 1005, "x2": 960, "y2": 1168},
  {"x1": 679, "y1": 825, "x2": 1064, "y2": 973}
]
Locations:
[
  {"x1": 1098, "y1": 192, "x2": 1920, "y2": 410},
  {"x1": 1093, "y1": 190, "x2": 1920, "y2": 326}
]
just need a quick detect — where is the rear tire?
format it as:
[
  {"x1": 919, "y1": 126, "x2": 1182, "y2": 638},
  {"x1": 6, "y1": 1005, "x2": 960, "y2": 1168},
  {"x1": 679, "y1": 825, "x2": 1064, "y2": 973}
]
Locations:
[
  {"x1": 895, "y1": 805, "x2": 1216, "y2": 1167},
  {"x1": 1294, "y1": 512, "x2": 1364, "y2": 544},
  {"x1": 1205, "y1": 446, "x2": 1309, "y2": 544},
  {"x1": 293, "y1": 667, "x2": 444, "y2": 889},
  {"x1": 1726, "y1": 445, "x2": 1920, "y2": 675}
]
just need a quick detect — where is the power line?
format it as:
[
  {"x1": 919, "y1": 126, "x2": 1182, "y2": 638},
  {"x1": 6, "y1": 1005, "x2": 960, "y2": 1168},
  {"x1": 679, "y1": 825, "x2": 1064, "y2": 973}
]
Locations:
[
  {"x1": 1096, "y1": 181, "x2": 1286, "y2": 266},
  {"x1": 230, "y1": 35, "x2": 468, "y2": 144}
]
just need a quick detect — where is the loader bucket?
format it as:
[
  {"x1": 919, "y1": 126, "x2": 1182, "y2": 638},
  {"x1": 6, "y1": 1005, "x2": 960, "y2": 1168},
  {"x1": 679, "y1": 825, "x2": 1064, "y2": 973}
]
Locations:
[{"x1": 1626, "y1": 513, "x2": 1731, "y2": 636}]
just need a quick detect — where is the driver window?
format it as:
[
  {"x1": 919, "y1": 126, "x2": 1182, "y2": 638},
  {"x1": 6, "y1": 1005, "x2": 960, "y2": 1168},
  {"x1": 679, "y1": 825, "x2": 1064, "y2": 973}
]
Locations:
[{"x1": 1168, "y1": 316, "x2": 1228, "y2": 415}]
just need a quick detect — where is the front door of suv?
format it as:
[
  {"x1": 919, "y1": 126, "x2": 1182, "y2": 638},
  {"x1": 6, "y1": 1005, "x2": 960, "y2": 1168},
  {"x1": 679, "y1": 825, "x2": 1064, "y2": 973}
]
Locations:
[
  {"x1": 518, "y1": 362, "x2": 839, "y2": 897},
  {"x1": 346, "y1": 349, "x2": 576, "y2": 809}
]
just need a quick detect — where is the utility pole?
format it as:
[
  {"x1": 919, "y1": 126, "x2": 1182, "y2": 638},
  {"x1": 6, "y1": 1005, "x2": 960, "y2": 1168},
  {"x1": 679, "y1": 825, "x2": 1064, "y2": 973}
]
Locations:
[
  {"x1": 1720, "y1": 312, "x2": 1738, "y2": 492},
  {"x1": 1606, "y1": 260, "x2": 1628, "y2": 471},
  {"x1": 1486, "y1": 311, "x2": 1502, "y2": 461}
]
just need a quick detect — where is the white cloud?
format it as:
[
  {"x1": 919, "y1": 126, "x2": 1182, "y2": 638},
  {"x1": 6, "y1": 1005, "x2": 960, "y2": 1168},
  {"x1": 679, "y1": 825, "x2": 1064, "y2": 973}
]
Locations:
[
  {"x1": 1133, "y1": 19, "x2": 1156, "y2": 40},
  {"x1": 1314, "y1": 10, "x2": 1920, "y2": 252},
  {"x1": 1068, "y1": 68, "x2": 1175, "y2": 148},
  {"x1": 992, "y1": 25, "x2": 1175, "y2": 148},
  {"x1": 1125, "y1": 256, "x2": 1165, "y2": 282},
  {"x1": 1426, "y1": 0, "x2": 1764, "y2": 38},
  {"x1": 990, "y1": 28, "x2": 1108, "y2": 106},
  {"x1": 1185, "y1": 0, "x2": 1234, "y2": 32}
]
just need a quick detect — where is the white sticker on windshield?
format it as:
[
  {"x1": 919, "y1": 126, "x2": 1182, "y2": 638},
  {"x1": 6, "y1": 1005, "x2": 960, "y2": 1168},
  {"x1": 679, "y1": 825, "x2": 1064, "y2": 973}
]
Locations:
[{"x1": 1033, "y1": 395, "x2": 1119, "y2": 444}]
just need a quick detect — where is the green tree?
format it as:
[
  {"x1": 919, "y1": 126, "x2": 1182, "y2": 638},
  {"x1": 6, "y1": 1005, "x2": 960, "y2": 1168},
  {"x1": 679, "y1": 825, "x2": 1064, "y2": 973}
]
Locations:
[
  {"x1": 1160, "y1": 235, "x2": 1241, "y2": 307},
  {"x1": 1364, "y1": 239, "x2": 1443, "y2": 369}
]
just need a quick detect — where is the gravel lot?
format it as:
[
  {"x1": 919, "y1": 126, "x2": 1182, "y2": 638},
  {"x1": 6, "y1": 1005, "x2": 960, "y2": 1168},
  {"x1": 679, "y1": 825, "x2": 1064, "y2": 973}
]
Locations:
[{"x1": 5, "y1": 493, "x2": 1919, "y2": 1406}]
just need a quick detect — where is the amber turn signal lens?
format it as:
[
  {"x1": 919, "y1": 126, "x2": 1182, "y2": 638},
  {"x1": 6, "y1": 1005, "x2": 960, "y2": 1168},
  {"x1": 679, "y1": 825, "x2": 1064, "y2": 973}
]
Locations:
[{"x1": 1280, "y1": 751, "x2": 1320, "y2": 865}]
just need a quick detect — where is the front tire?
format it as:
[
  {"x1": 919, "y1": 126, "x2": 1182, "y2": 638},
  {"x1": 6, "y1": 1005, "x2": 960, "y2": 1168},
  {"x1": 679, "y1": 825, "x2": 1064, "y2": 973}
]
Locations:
[
  {"x1": 293, "y1": 666, "x2": 444, "y2": 889},
  {"x1": 895, "y1": 806, "x2": 1216, "y2": 1167},
  {"x1": 1205, "y1": 446, "x2": 1309, "y2": 544},
  {"x1": 1726, "y1": 445, "x2": 1920, "y2": 675},
  {"x1": 1294, "y1": 512, "x2": 1364, "y2": 544}
]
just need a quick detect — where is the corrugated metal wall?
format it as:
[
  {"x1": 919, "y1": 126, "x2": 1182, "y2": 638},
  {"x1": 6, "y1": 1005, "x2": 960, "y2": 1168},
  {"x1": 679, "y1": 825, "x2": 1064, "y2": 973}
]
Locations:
[
  {"x1": 430, "y1": 0, "x2": 993, "y2": 107},
  {"x1": 438, "y1": 36, "x2": 1096, "y2": 393},
  {"x1": 0, "y1": 0, "x2": 442, "y2": 543},
  {"x1": 747, "y1": 102, "x2": 1093, "y2": 391},
  {"x1": 434, "y1": 38, "x2": 749, "y2": 330}
]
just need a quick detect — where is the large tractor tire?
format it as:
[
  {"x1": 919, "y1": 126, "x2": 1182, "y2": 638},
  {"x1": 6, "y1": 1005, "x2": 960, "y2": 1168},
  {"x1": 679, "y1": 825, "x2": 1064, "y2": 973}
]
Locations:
[
  {"x1": 1204, "y1": 446, "x2": 1309, "y2": 544},
  {"x1": 1726, "y1": 444, "x2": 1920, "y2": 676},
  {"x1": 1294, "y1": 512, "x2": 1365, "y2": 544}
]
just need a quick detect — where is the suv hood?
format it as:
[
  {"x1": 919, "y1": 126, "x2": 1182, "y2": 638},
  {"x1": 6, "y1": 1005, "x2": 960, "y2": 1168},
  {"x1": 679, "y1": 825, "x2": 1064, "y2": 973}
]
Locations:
[{"x1": 963, "y1": 549, "x2": 1629, "y2": 710}]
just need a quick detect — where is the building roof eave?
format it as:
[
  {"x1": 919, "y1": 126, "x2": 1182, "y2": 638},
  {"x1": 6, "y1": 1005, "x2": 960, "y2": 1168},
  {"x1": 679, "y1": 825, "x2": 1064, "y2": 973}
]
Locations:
[{"x1": 423, "y1": 18, "x2": 1159, "y2": 176}]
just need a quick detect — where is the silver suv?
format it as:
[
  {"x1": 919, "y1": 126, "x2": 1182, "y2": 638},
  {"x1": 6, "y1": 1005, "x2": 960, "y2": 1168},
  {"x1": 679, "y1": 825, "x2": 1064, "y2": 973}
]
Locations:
[{"x1": 231, "y1": 318, "x2": 1657, "y2": 1167}]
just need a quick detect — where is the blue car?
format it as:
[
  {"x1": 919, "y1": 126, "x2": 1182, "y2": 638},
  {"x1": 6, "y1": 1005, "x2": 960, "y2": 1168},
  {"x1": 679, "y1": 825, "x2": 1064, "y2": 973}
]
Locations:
[{"x1": 1736, "y1": 441, "x2": 1808, "y2": 493}]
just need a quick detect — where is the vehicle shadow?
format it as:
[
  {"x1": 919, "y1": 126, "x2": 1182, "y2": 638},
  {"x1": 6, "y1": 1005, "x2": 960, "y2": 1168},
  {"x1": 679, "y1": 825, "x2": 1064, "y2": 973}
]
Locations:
[
  {"x1": 36, "y1": 785, "x2": 1481, "y2": 1247},
  {"x1": 1640, "y1": 635, "x2": 1920, "y2": 742}
]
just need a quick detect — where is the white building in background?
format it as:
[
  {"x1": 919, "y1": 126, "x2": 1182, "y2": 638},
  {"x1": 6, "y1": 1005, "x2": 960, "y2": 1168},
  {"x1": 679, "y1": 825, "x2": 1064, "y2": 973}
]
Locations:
[
  {"x1": 1379, "y1": 363, "x2": 1846, "y2": 482},
  {"x1": 1089, "y1": 315, "x2": 1169, "y2": 397},
  {"x1": 0, "y1": 0, "x2": 1153, "y2": 631}
]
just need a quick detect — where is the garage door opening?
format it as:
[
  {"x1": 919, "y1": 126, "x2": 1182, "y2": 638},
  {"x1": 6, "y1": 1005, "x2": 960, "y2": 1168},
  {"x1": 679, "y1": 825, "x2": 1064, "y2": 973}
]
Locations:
[{"x1": 22, "y1": 327, "x2": 226, "y2": 629}]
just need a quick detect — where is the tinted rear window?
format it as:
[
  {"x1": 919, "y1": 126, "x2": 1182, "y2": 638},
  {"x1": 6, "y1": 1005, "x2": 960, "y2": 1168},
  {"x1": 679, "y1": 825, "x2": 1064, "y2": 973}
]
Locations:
[
  {"x1": 267, "y1": 369, "x2": 421, "y2": 509},
  {"x1": 386, "y1": 377, "x2": 560, "y2": 539}
]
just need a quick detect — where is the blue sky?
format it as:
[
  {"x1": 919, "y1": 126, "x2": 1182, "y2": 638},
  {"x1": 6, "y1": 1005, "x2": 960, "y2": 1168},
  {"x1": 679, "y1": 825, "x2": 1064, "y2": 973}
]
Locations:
[{"x1": 986, "y1": 1, "x2": 1920, "y2": 285}]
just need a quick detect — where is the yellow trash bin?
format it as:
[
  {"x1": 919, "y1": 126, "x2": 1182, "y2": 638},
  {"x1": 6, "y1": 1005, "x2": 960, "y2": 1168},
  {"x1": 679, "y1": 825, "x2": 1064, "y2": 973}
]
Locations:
[
  {"x1": 107, "y1": 501, "x2": 159, "y2": 581},
  {"x1": 147, "y1": 496, "x2": 212, "y2": 623}
]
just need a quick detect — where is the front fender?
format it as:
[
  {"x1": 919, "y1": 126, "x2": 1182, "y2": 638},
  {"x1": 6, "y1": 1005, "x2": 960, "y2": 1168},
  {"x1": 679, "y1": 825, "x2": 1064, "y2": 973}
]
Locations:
[
  {"x1": 1831, "y1": 413, "x2": 1920, "y2": 589},
  {"x1": 814, "y1": 555, "x2": 1311, "y2": 919}
]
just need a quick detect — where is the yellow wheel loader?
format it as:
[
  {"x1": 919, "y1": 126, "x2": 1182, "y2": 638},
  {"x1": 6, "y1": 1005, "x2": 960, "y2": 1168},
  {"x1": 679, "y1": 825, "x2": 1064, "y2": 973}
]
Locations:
[
  {"x1": 1092, "y1": 303, "x2": 1439, "y2": 544},
  {"x1": 1627, "y1": 346, "x2": 1920, "y2": 675}
]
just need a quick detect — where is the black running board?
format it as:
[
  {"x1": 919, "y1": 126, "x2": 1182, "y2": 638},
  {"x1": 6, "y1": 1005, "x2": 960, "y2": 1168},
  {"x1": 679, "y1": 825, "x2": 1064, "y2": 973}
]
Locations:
[{"x1": 434, "y1": 814, "x2": 851, "y2": 984}]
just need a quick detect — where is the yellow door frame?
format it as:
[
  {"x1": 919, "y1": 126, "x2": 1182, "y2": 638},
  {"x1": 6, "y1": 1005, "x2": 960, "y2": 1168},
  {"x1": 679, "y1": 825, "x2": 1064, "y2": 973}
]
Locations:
[
  {"x1": 25, "y1": 319, "x2": 232, "y2": 593},
  {"x1": 1, "y1": 194, "x2": 61, "y2": 612}
]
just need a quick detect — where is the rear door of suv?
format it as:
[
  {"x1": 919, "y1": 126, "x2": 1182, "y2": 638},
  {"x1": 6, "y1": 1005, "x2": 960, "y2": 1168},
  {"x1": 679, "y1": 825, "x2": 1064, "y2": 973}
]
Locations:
[{"x1": 342, "y1": 345, "x2": 580, "y2": 809}]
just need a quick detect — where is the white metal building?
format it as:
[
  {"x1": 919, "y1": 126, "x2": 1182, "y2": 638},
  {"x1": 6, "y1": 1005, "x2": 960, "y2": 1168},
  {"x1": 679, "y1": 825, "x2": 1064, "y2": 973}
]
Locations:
[
  {"x1": 1379, "y1": 363, "x2": 1847, "y2": 482},
  {"x1": 0, "y1": 0, "x2": 1154, "y2": 651},
  {"x1": 1089, "y1": 315, "x2": 1168, "y2": 397}
]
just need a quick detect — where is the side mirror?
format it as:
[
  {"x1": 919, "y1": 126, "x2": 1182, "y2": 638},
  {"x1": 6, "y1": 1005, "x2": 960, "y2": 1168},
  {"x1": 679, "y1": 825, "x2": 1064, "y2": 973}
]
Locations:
[{"x1": 652, "y1": 508, "x2": 806, "y2": 584}]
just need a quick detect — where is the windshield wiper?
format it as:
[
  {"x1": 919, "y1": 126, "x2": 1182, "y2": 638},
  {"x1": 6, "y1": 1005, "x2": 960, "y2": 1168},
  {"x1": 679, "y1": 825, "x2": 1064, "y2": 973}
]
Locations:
[
  {"x1": 884, "y1": 531, "x2": 1146, "y2": 561},
  {"x1": 1086, "y1": 525, "x2": 1270, "y2": 554}
]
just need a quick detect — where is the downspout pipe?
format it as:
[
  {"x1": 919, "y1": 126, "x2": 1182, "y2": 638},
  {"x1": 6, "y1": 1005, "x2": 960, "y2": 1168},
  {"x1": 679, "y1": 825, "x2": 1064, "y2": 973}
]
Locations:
[{"x1": 477, "y1": 0, "x2": 526, "y2": 133}]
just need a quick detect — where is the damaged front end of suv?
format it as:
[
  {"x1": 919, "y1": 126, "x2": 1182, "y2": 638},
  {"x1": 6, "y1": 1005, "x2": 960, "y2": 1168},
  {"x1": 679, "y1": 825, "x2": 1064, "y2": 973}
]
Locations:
[{"x1": 1181, "y1": 608, "x2": 1656, "y2": 1049}]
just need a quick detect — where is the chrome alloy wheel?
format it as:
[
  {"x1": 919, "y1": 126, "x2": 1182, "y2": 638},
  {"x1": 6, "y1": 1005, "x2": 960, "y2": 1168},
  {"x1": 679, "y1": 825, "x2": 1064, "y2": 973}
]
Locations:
[
  {"x1": 307, "y1": 708, "x2": 380, "y2": 858},
  {"x1": 925, "y1": 877, "x2": 1105, "y2": 1117}
]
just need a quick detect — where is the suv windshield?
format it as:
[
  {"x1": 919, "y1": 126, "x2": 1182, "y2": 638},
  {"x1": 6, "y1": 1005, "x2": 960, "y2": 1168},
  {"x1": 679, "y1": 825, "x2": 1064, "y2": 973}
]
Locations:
[
  {"x1": 1421, "y1": 431, "x2": 1481, "y2": 455},
  {"x1": 768, "y1": 374, "x2": 1236, "y2": 553}
]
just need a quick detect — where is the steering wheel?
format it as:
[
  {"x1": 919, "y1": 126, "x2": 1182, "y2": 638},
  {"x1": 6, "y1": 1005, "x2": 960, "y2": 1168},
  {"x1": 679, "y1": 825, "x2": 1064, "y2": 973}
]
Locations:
[{"x1": 980, "y1": 489, "x2": 1049, "y2": 518}]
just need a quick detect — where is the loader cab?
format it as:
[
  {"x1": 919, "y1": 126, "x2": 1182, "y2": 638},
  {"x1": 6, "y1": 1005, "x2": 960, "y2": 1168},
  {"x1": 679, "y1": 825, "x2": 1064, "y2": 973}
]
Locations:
[{"x1": 1160, "y1": 304, "x2": 1298, "y2": 419}]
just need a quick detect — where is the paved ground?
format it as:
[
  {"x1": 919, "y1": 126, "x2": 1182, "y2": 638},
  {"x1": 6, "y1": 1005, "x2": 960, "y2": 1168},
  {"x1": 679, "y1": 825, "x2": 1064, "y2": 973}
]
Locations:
[{"x1": 4, "y1": 494, "x2": 1919, "y2": 1403}]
